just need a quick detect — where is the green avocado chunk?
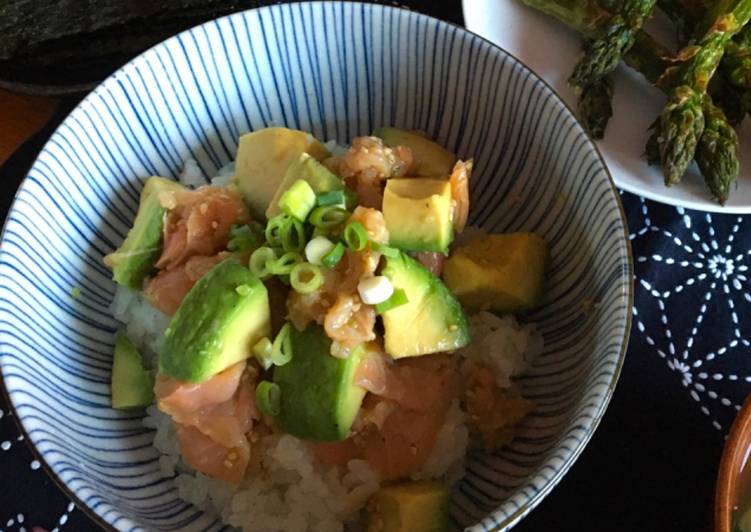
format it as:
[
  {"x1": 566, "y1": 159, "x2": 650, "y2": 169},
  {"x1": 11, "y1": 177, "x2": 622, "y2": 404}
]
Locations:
[
  {"x1": 111, "y1": 331, "x2": 154, "y2": 410},
  {"x1": 104, "y1": 176, "x2": 185, "y2": 290},
  {"x1": 233, "y1": 127, "x2": 330, "y2": 219},
  {"x1": 159, "y1": 259, "x2": 271, "y2": 383},
  {"x1": 367, "y1": 481, "x2": 450, "y2": 532},
  {"x1": 373, "y1": 127, "x2": 456, "y2": 177},
  {"x1": 266, "y1": 153, "x2": 344, "y2": 218},
  {"x1": 274, "y1": 325, "x2": 366, "y2": 442},
  {"x1": 381, "y1": 252, "x2": 469, "y2": 359},
  {"x1": 383, "y1": 178, "x2": 454, "y2": 253}
]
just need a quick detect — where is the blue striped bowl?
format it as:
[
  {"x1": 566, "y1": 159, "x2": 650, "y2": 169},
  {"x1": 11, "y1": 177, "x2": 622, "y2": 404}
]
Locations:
[{"x1": 0, "y1": 2, "x2": 632, "y2": 530}]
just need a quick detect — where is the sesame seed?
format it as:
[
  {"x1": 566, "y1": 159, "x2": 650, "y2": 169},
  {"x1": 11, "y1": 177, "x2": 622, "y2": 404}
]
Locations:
[
  {"x1": 228, "y1": 452, "x2": 237, "y2": 460},
  {"x1": 224, "y1": 460, "x2": 233, "y2": 468}
]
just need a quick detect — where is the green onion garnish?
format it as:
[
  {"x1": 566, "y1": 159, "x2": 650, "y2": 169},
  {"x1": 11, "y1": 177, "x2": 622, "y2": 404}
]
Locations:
[
  {"x1": 281, "y1": 218, "x2": 306, "y2": 253},
  {"x1": 269, "y1": 251, "x2": 303, "y2": 275},
  {"x1": 343, "y1": 188, "x2": 359, "y2": 210},
  {"x1": 255, "y1": 380, "x2": 281, "y2": 416},
  {"x1": 316, "y1": 190, "x2": 347, "y2": 207},
  {"x1": 371, "y1": 242, "x2": 400, "y2": 257},
  {"x1": 321, "y1": 241, "x2": 346, "y2": 268},
  {"x1": 375, "y1": 288, "x2": 409, "y2": 314},
  {"x1": 228, "y1": 222, "x2": 264, "y2": 252},
  {"x1": 344, "y1": 221, "x2": 368, "y2": 251},
  {"x1": 265, "y1": 213, "x2": 293, "y2": 247},
  {"x1": 279, "y1": 179, "x2": 316, "y2": 221},
  {"x1": 290, "y1": 262, "x2": 324, "y2": 294},
  {"x1": 252, "y1": 337, "x2": 273, "y2": 369},
  {"x1": 271, "y1": 323, "x2": 294, "y2": 366},
  {"x1": 309, "y1": 206, "x2": 350, "y2": 229},
  {"x1": 249, "y1": 247, "x2": 277, "y2": 279}
]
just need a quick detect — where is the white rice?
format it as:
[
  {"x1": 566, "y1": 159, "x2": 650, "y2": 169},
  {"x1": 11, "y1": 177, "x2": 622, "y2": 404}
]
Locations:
[
  {"x1": 109, "y1": 286, "x2": 170, "y2": 366},
  {"x1": 179, "y1": 158, "x2": 206, "y2": 188},
  {"x1": 112, "y1": 258, "x2": 541, "y2": 531},
  {"x1": 458, "y1": 312, "x2": 544, "y2": 389}
]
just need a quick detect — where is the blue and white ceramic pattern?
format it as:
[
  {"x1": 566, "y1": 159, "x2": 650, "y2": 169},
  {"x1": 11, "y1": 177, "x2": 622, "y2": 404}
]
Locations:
[{"x1": 0, "y1": 2, "x2": 632, "y2": 530}]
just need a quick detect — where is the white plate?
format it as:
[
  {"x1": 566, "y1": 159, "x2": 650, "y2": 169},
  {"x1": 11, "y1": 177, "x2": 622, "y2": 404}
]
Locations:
[{"x1": 463, "y1": 0, "x2": 751, "y2": 213}]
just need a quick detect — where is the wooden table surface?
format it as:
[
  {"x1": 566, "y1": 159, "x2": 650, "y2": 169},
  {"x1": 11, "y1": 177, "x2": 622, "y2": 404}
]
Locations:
[{"x1": 0, "y1": 89, "x2": 58, "y2": 165}]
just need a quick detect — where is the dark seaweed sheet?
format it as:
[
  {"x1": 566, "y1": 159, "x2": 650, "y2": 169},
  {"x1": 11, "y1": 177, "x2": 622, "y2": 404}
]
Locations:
[{"x1": 0, "y1": 0, "x2": 266, "y2": 91}]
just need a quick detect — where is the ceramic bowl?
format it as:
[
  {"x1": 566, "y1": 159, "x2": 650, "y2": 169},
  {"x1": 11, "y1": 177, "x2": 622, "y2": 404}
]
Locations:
[
  {"x1": 716, "y1": 396, "x2": 751, "y2": 532},
  {"x1": 0, "y1": 2, "x2": 632, "y2": 530}
]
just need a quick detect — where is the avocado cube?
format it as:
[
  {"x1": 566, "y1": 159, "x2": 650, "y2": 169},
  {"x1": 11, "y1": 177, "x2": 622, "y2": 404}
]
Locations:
[
  {"x1": 111, "y1": 331, "x2": 154, "y2": 410},
  {"x1": 383, "y1": 178, "x2": 454, "y2": 254},
  {"x1": 367, "y1": 481, "x2": 450, "y2": 532},
  {"x1": 443, "y1": 233, "x2": 548, "y2": 313},
  {"x1": 381, "y1": 253, "x2": 469, "y2": 359},
  {"x1": 160, "y1": 260, "x2": 270, "y2": 382},
  {"x1": 233, "y1": 127, "x2": 330, "y2": 218},
  {"x1": 274, "y1": 325, "x2": 366, "y2": 441},
  {"x1": 266, "y1": 153, "x2": 344, "y2": 218},
  {"x1": 374, "y1": 127, "x2": 456, "y2": 177},
  {"x1": 104, "y1": 176, "x2": 185, "y2": 290}
]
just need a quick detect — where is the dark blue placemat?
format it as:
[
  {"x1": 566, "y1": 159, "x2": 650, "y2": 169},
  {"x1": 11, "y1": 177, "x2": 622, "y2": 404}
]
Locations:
[{"x1": 0, "y1": 2, "x2": 748, "y2": 531}]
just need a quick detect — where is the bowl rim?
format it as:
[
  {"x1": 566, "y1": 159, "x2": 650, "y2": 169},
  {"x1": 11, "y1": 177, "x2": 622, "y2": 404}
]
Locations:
[
  {"x1": 0, "y1": 2, "x2": 634, "y2": 531},
  {"x1": 716, "y1": 394, "x2": 751, "y2": 532}
]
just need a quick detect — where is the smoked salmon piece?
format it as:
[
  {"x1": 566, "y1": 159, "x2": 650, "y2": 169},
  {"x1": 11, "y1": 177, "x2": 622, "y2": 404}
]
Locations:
[{"x1": 156, "y1": 186, "x2": 249, "y2": 271}]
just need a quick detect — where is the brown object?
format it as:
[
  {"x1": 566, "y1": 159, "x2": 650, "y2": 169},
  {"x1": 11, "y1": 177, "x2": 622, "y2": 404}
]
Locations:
[
  {"x1": 0, "y1": 89, "x2": 57, "y2": 164},
  {"x1": 716, "y1": 394, "x2": 751, "y2": 531}
]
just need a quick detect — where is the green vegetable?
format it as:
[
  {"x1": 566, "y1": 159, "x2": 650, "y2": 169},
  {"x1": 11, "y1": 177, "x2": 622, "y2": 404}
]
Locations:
[
  {"x1": 316, "y1": 190, "x2": 348, "y2": 207},
  {"x1": 111, "y1": 331, "x2": 154, "y2": 410},
  {"x1": 103, "y1": 176, "x2": 185, "y2": 290},
  {"x1": 279, "y1": 179, "x2": 317, "y2": 221},
  {"x1": 290, "y1": 262, "x2": 324, "y2": 294},
  {"x1": 322, "y1": 241, "x2": 346, "y2": 268},
  {"x1": 380, "y1": 252, "x2": 469, "y2": 359},
  {"x1": 159, "y1": 260, "x2": 271, "y2": 382},
  {"x1": 696, "y1": 97, "x2": 739, "y2": 204},
  {"x1": 309, "y1": 206, "x2": 349, "y2": 229},
  {"x1": 656, "y1": 0, "x2": 751, "y2": 186},
  {"x1": 249, "y1": 247, "x2": 277, "y2": 279},
  {"x1": 577, "y1": 73, "x2": 614, "y2": 139},
  {"x1": 228, "y1": 222, "x2": 264, "y2": 252},
  {"x1": 273, "y1": 325, "x2": 367, "y2": 441},
  {"x1": 269, "y1": 251, "x2": 303, "y2": 275},
  {"x1": 371, "y1": 242, "x2": 400, "y2": 258},
  {"x1": 569, "y1": 0, "x2": 657, "y2": 89},
  {"x1": 375, "y1": 288, "x2": 409, "y2": 314},
  {"x1": 255, "y1": 381, "x2": 281, "y2": 417},
  {"x1": 265, "y1": 213, "x2": 292, "y2": 247},
  {"x1": 520, "y1": 0, "x2": 740, "y2": 204},
  {"x1": 344, "y1": 221, "x2": 368, "y2": 251},
  {"x1": 281, "y1": 218, "x2": 306, "y2": 253},
  {"x1": 271, "y1": 323, "x2": 294, "y2": 366},
  {"x1": 233, "y1": 127, "x2": 330, "y2": 219},
  {"x1": 252, "y1": 337, "x2": 274, "y2": 369},
  {"x1": 70, "y1": 286, "x2": 81, "y2": 299},
  {"x1": 266, "y1": 152, "x2": 344, "y2": 218}
]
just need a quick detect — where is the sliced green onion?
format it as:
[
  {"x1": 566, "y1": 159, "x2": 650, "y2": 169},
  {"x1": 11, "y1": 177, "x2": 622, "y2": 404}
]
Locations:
[
  {"x1": 344, "y1": 221, "x2": 368, "y2": 251},
  {"x1": 279, "y1": 179, "x2": 317, "y2": 221},
  {"x1": 252, "y1": 337, "x2": 274, "y2": 369},
  {"x1": 249, "y1": 247, "x2": 277, "y2": 279},
  {"x1": 371, "y1": 242, "x2": 400, "y2": 258},
  {"x1": 281, "y1": 218, "x2": 306, "y2": 253},
  {"x1": 309, "y1": 206, "x2": 350, "y2": 229},
  {"x1": 228, "y1": 222, "x2": 264, "y2": 252},
  {"x1": 316, "y1": 190, "x2": 347, "y2": 207},
  {"x1": 375, "y1": 288, "x2": 409, "y2": 314},
  {"x1": 265, "y1": 214, "x2": 293, "y2": 247},
  {"x1": 269, "y1": 251, "x2": 303, "y2": 275},
  {"x1": 290, "y1": 262, "x2": 324, "y2": 294},
  {"x1": 271, "y1": 323, "x2": 294, "y2": 366},
  {"x1": 312, "y1": 226, "x2": 330, "y2": 239},
  {"x1": 255, "y1": 380, "x2": 281, "y2": 416},
  {"x1": 322, "y1": 241, "x2": 346, "y2": 269}
]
